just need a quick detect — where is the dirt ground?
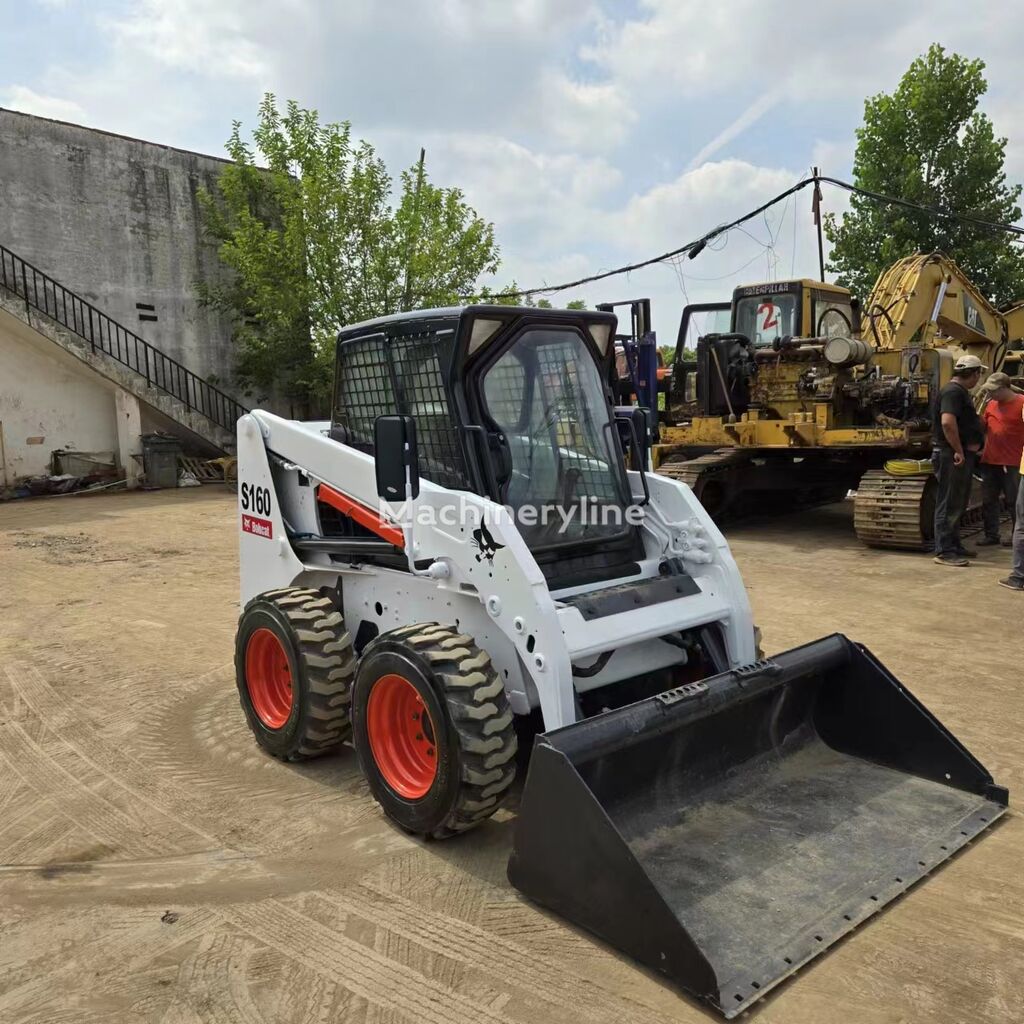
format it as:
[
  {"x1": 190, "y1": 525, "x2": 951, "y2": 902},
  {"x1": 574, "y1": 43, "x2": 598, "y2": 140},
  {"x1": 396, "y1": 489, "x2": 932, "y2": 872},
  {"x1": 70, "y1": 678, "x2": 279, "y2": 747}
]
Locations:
[{"x1": 1, "y1": 487, "x2": 1021, "y2": 1024}]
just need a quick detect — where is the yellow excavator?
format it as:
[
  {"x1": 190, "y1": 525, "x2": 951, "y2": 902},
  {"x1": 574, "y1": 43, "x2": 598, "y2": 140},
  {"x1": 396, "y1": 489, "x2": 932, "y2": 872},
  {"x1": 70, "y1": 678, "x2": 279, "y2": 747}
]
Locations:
[{"x1": 639, "y1": 252, "x2": 1024, "y2": 548}]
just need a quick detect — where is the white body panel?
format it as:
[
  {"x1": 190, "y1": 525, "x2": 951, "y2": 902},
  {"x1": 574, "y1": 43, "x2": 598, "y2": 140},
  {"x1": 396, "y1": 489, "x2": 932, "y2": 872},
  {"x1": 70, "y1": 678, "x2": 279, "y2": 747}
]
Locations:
[{"x1": 237, "y1": 410, "x2": 756, "y2": 730}]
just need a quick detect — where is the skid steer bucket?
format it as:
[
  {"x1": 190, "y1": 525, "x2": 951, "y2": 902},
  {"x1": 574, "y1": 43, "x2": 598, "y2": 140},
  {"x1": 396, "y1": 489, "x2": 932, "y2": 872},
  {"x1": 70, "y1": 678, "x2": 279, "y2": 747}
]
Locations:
[{"x1": 508, "y1": 634, "x2": 1007, "y2": 1018}]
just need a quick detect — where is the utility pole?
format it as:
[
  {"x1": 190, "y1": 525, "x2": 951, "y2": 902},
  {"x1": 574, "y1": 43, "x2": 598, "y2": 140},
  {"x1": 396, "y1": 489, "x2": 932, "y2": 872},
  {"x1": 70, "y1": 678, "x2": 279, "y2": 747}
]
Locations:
[
  {"x1": 812, "y1": 166, "x2": 826, "y2": 282},
  {"x1": 402, "y1": 148, "x2": 426, "y2": 312}
]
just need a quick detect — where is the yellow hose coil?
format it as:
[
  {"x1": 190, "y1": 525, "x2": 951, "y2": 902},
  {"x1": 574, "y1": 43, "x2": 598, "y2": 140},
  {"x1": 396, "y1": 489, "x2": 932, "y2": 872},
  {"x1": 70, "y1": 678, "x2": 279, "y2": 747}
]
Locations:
[{"x1": 884, "y1": 458, "x2": 933, "y2": 476}]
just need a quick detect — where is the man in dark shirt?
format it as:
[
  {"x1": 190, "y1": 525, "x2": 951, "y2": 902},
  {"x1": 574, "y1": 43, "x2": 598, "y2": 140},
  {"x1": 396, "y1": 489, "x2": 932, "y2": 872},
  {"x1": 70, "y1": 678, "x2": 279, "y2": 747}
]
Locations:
[{"x1": 932, "y1": 354, "x2": 986, "y2": 566}]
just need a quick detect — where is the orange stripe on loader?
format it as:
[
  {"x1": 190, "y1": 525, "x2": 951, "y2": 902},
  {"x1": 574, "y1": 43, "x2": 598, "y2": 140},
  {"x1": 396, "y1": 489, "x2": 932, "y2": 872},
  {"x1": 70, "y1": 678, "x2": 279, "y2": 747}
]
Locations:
[{"x1": 317, "y1": 484, "x2": 405, "y2": 548}]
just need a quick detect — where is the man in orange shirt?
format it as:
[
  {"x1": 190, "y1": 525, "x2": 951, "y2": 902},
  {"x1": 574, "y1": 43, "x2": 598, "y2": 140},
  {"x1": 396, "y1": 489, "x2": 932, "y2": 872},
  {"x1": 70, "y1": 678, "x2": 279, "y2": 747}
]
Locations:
[{"x1": 978, "y1": 373, "x2": 1024, "y2": 549}]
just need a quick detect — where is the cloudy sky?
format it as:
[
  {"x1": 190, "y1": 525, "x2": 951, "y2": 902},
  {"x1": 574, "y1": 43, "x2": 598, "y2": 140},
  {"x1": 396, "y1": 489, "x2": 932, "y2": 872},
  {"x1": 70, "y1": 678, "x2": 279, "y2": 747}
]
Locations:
[{"x1": 4, "y1": 0, "x2": 1024, "y2": 338}]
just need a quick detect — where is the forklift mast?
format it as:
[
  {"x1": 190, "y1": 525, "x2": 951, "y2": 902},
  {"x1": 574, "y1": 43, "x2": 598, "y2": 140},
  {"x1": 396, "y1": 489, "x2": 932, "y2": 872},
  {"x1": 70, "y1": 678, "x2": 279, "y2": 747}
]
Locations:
[{"x1": 597, "y1": 298, "x2": 660, "y2": 445}]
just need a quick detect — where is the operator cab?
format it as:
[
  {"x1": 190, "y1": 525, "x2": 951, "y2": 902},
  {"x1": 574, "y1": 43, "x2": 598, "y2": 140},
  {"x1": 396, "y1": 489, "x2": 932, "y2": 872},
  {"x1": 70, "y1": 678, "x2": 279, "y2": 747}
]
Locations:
[
  {"x1": 727, "y1": 279, "x2": 856, "y2": 350},
  {"x1": 670, "y1": 280, "x2": 857, "y2": 419},
  {"x1": 330, "y1": 305, "x2": 647, "y2": 589}
]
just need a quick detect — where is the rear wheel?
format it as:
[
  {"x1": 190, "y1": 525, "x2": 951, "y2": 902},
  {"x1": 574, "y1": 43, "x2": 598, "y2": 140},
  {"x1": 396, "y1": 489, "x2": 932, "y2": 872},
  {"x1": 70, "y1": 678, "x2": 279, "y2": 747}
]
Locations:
[
  {"x1": 235, "y1": 588, "x2": 355, "y2": 760},
  {"x1": 352, "y1": 624, "x2": 517, "y2": 838}
]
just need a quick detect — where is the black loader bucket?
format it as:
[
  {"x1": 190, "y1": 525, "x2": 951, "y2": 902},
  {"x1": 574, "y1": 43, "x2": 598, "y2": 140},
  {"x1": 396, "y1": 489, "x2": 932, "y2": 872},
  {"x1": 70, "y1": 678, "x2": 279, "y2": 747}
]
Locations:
[{"x1": 508, "y1": 635, "x2": 1008, "y2": 1018}]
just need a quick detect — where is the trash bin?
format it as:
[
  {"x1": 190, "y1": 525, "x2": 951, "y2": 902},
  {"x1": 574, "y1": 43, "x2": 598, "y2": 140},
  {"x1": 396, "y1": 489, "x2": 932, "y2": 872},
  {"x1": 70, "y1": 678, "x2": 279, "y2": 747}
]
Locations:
[{"x1": 141, "y1": 433, "x2": 182, "y2": 489}]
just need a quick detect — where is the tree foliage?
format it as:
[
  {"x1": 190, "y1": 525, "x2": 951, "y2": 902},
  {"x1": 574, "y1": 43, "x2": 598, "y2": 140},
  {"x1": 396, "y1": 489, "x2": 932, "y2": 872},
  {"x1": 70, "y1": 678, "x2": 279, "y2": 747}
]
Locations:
[
  {"x1": 472, "y1": 284, "x2": 586, "y2": 309},
  {"x1": 199, "y1": 95, "x2": 500, "y2": 405},
  {"x1": 825, "y1": 44, "x2": 1024, "y2": 305}
]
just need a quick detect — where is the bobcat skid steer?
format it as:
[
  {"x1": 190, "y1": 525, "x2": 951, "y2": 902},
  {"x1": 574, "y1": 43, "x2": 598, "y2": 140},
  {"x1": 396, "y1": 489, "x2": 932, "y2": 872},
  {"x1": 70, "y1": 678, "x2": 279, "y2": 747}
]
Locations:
[{"x1": 234, "y1": 305, "x2": 1007, "y2": 1018}]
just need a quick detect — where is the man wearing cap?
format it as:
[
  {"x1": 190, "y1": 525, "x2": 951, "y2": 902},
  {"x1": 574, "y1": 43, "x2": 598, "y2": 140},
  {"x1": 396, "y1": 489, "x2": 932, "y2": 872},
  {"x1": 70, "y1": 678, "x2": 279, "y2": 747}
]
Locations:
[
  {"x1": 931, "y1": 354, "x2": 986, "y2": 567},
  {"x1": 978, "y1": 372, "x2": 1024, "y2": 548}
]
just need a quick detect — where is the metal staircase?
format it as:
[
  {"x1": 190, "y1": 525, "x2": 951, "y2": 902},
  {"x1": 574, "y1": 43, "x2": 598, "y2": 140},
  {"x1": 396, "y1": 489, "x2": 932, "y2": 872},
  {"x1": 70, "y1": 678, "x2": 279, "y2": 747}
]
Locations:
[{"x1": 0, "y1": 242, "x2": 246, "y2": 451}]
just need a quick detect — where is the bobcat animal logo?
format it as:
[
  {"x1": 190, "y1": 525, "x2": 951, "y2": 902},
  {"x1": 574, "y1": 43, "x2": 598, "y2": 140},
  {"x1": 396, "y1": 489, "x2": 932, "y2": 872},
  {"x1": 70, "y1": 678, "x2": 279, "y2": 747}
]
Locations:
[{"x1": 471, "y1": 523, "x2": 505, "y2": 564}]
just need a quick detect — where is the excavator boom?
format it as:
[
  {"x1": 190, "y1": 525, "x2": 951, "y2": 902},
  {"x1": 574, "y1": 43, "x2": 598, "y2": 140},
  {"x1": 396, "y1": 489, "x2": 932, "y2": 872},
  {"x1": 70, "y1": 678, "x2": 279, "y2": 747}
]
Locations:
[{"x1": 862, "y1": 252, "x2": 1023, "y2": 369}]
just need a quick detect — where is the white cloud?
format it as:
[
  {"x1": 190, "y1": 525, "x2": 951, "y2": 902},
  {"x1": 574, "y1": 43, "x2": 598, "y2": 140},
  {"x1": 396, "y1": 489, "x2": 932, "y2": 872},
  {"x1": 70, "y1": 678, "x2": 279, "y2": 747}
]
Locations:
[
  {"x1": 5, "y1": 0, "x2": 1024, "y2": 339},
  {"x1": 687, "y1": 89, "x2": 783, "y2": 170},
  {"x1": 541, "y1": 72, "x2": 635, "y2": 150},
  {"x1": 1, "y1": 85, "x2": 85, "y2": 122},
  {"x1": 616, "y1": 159, "x2": 801, "y2": 246},
  {"x1": 104, "y1": 0, "x2": 273, "y2": 79}
]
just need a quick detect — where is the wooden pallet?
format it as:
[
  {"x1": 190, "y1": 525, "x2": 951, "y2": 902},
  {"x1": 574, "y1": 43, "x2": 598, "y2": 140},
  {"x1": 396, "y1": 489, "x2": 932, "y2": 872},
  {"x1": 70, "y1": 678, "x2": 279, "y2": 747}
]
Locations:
[{"x1": 177, "y1": 455, "x2": 223, "y2": 483}]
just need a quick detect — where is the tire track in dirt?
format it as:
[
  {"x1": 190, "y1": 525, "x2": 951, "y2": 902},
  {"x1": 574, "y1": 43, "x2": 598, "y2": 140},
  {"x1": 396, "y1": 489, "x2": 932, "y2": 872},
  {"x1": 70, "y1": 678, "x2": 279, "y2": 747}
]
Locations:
[
  {"x1": 133, "y1": 683, "x2": 381, "y2": 850},
  {"x1": 0, "y1": 815, "x2": 76, "y2": 866},
  {"x1": 0, "y1": 787, "x2": 52, "y2": 848},
  {"x1": 37, "y1": 653, "x2": 234, "y2": 737},
  {"x1": 221, "y1": 900, "x2": 518, "y2": 1024},
  {"x1": 0, "y1": 770, "x2": 23, "y2": 817},
  {"x1": 322, "y1": 884, "x2": 682, "y2": 1024},
  {"x1": 0, "y1": 908, "x2": 219, "y2": 1020},
  {"x1": 3, "y1": 662, "x2": 229, "y2": 853},
  {"x1": 255, "y1": 951, "x2": 344, "y2": 1024},
  {"x1": 170, "y1": 932, "x2": 267, "y2": 1024},
  {"x1": 0, "y1": 719, "x2": 164, "y2": 859},
  {"x1": 158, "y1": 1001, "x2": 206, "y2": 1024}
]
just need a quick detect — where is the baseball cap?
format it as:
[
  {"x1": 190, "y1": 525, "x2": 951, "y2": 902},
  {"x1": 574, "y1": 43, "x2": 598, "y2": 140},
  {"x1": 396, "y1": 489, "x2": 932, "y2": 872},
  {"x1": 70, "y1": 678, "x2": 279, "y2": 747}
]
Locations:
[
  {"x1": 953, "y1": 354, "x2": 987, "y2": 372},
  {"x1": 981, "y1": 371, "x2": 1024, "y2": 394}
]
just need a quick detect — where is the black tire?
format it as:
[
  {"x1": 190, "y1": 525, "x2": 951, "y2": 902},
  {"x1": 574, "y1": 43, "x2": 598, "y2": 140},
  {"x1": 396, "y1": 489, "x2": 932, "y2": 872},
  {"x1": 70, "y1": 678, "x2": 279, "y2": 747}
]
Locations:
[
  {"x1": 235, "y1": 588, "x2": 355, "y2": 761},
  {"x1": 351, "y1": 623, "x2": 517, "y2": 838}
]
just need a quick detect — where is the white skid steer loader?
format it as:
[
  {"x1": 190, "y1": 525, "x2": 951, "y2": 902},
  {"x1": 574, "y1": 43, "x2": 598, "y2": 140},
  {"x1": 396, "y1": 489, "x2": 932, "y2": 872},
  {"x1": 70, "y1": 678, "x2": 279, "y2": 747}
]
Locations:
[{"x1": 234, "y1": 304, "x2": 1007, "y2": 1018}]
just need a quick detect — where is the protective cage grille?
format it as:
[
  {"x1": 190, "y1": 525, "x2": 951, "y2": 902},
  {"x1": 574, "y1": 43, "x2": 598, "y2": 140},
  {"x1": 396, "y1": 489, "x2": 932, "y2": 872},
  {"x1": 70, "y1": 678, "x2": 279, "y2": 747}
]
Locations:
[
  {"x1": 534, "y1": 338, "x2": 622, "y2": 508},
  {"x1": 333, "y1": 331, "x2": 470, "y2": 490}
]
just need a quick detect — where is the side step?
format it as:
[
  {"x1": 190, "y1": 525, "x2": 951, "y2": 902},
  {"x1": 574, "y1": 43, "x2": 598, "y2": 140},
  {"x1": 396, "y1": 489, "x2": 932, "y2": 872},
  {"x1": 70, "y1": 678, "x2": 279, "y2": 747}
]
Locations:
[{"x1": 508, "y1": 635, "x2": 1007, "y2": 1018}]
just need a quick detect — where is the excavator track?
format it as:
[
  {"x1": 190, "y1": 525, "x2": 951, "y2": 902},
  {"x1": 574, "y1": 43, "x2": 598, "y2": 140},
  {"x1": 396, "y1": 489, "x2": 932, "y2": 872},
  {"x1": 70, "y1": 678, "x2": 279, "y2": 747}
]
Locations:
[
  {"x1": 658, "y1": 450, "x2": 851, "y2": 522},
  {"x1": 854, "y1": 471, "x2": 934, "y2": 549},
  {"x1": 854, "y1": 469, "x2": 988, "y2": 550},
  {"x1": 657, "y1": 450, "x2": 746, "y2": 518}
]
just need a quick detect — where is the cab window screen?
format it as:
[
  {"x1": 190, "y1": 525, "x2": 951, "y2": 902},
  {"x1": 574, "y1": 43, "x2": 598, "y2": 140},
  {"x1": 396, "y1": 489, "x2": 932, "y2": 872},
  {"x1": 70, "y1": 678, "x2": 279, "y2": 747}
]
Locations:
[{"x1": 333, "y1": 332, "x2": 469, "y2": 489}]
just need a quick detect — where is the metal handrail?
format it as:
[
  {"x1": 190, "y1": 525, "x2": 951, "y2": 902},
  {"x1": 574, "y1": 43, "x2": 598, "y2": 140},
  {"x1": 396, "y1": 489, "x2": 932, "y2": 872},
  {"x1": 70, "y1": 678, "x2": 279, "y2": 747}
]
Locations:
[{"x1": 0, "y1": 242, "x2": 247, "y2": 433}]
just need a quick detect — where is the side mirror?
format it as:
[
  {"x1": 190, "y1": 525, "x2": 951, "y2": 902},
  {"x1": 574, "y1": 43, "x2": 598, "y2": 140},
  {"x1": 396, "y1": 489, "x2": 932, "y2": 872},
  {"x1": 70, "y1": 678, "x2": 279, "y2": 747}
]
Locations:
[
  {"x1": 614, "y1": 406, "x2": 650, "y2": 473},
  {"x1": 374, "y1": 415, "x2": 419, "y2": 501}
]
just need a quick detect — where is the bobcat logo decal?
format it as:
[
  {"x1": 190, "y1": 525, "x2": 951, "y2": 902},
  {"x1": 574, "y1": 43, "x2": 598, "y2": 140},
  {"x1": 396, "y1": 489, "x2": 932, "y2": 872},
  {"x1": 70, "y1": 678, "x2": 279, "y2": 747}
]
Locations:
[{"x1": 471, "y1": 523, "x2": 505, "y2": 565}]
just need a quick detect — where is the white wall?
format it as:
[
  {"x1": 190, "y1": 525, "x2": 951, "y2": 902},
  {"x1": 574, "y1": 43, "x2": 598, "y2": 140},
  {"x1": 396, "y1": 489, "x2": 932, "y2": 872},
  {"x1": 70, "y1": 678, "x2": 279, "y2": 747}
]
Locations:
[{"x1": 0, "y1": 307, "x2": 118, "y2": 483}]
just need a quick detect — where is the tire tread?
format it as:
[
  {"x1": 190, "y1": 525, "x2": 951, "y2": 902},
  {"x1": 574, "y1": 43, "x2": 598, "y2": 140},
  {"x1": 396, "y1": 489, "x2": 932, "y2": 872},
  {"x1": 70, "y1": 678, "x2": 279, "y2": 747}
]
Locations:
[
  {"x1": 236, "y1": 587, "x2": 355, "y2": 761},
  {"x1": 369, "y1": 622, "x2": 517, "y2": 838}
]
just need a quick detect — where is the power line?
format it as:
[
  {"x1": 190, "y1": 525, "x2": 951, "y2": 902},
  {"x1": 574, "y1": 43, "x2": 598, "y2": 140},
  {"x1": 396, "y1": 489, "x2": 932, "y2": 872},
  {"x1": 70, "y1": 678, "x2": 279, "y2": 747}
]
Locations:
[
  {"x1": 790, "y1": 171, "x2": 802, "y2": 277},
  {"x1": 472, "y1": 177, "x2": 812, "y2": 300},
  {"x1": 470, "y1": 174, "x2": 1024, "y2": 302},
  {"x1": 819, "y1": 175, "x2": 1024, "y2": 238}
]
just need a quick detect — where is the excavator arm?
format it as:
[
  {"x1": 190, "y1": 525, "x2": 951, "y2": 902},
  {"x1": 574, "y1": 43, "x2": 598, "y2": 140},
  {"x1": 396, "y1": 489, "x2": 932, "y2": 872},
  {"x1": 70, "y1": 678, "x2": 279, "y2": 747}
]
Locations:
[{"x1": 862, "y1": 252, "x2": 1024, "y2": 373}]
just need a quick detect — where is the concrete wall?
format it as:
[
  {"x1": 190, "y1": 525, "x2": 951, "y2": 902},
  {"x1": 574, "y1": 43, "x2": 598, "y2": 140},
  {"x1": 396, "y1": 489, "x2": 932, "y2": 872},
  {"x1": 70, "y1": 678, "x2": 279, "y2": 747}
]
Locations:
[
  {"x1": 0, "y1": 107, "x2": 239, "y2": 393},
  {"x1": 0, "y1": 305, "x2": 118, "y2": 482}
]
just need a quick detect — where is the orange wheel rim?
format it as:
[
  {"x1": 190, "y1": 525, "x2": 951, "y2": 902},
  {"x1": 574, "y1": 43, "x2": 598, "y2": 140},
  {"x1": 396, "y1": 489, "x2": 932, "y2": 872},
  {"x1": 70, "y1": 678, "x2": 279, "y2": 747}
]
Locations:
[
  {"x1": 366, "y1": 674, "x2": 438, "y2": 799},
  {"x1": 245, "y1": 628, "x2": 293, "y2": 729}
]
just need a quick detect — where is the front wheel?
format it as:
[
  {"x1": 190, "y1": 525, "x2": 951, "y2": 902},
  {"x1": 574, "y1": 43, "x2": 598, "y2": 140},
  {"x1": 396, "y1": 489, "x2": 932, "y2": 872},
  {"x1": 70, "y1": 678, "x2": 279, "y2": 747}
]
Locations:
[
  {"x1": 235, "y1": 588, "x2": 355, "y2": 760},
  {"x1": 351, "y1": 624, "x2": 517, "y2": 838}
]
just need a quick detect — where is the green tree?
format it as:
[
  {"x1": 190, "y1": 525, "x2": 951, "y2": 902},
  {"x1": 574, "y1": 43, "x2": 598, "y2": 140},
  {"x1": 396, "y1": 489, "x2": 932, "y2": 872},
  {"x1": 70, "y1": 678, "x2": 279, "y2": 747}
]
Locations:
[
  {"x1": 199, "y1": 95, "x2": 500, "y2": 406},
  {"x1": 825, "y1": 44, "x2": 1024, "y2": 305},
  {"x1": 471, "y1": 284, "x2": 586, "y2": 309}
]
